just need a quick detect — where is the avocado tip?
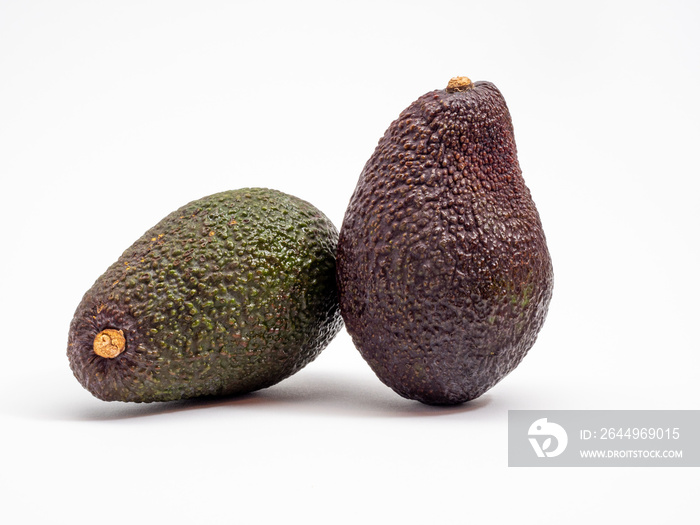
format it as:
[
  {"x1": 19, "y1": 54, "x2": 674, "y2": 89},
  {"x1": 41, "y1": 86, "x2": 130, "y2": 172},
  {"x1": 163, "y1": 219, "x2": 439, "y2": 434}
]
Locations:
[
  {"x1": 93, "y1": 329, "x2": 126, "y2": 359},
  {"x1": 446, "y1": 76, "x2": 473, "y2": 93}
]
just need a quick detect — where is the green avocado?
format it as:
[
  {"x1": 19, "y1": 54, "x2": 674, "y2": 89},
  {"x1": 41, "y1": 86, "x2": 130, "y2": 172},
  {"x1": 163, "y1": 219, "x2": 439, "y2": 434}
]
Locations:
[
  {"x1": 337, "y1": 77, "x2": 553, "y2": 405},
  {"x1": 68, "y1": 188, "x2": 342, "y2": 402}
]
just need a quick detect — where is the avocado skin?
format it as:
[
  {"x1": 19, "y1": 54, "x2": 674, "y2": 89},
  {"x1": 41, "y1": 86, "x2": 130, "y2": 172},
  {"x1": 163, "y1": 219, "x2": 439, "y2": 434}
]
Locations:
[
  {"x1": 68, "y1": 188, "x2": 342, "y2": 402},
  {"x1": 337, "y1": 81, "x2": 553, "y2": 405}
]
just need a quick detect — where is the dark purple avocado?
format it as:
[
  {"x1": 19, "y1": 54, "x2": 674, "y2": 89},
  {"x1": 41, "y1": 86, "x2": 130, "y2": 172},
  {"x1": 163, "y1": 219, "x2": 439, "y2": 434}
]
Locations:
[{"x1": 336, "y1": 77, "x2": 553, "y2": 405}]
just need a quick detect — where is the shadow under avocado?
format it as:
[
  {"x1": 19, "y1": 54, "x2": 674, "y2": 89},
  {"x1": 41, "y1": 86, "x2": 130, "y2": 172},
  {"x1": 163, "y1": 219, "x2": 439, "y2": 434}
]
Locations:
[{"x1": 57, "y1": 372, "x2": 493, "y2": 422}]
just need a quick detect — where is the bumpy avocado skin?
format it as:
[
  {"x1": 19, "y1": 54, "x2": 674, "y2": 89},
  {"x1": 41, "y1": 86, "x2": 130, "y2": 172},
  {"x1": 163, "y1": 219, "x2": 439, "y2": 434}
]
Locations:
[
  {"x1": 337, "y1": 81, "x2": 553, "y2": 405},
  {"x1": 68, "y1": 188, "x2": 343, "y2": 402}
]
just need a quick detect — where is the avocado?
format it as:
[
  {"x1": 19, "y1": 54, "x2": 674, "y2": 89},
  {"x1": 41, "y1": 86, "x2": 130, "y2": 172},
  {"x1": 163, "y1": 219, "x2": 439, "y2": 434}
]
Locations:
[
  {"x1": 337, "y1": 77, "x2": 553, "y2": 405},
  {"x1": 68, "y1": 188, "x2": 342, "y2": 402}
]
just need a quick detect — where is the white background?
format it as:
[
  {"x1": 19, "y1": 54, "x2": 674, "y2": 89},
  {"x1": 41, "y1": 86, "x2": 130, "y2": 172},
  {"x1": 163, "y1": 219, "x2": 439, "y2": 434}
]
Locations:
[{"x1": 1, "y1": 0, "x2": 698, "y2": 523}]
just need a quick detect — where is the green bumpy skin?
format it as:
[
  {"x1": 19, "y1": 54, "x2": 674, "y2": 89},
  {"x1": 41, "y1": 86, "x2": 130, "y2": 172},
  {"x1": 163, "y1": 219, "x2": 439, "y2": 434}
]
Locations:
[
  {"x1": 68, "y1": 188, "x2": 343, "y2": 402},
  {"x1": 337, "y1": 80, "x2": 554, "y2": 405}
]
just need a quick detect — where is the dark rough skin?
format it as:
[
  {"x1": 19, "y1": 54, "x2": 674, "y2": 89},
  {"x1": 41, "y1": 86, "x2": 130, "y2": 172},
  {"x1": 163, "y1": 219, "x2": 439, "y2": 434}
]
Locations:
[
  {"x1": 337, "y1": 80, "x2": 553, "y2": 405},
  {"x1": 68, "y1": 188, "x2": 343, "y2": 402}
]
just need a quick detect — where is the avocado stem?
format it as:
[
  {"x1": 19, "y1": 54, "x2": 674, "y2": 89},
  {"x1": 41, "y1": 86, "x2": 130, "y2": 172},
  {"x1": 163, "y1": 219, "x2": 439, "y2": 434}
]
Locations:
[
  {"x1": 93, "y1": 329, "x2": 126, "y2": 358},
  {"x1": 446, "y1": 76, "x2": 473, "y2": 93}
]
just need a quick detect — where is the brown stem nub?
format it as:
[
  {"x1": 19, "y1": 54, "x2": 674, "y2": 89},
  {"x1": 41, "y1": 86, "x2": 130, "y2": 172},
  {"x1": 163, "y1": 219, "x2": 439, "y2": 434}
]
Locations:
[
  {"x1": 446, "y1": 76, "x2": 473, "y2": 93},
  {"x1": 93, "y1": 329, "x2": 126, "y2": 358}
]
